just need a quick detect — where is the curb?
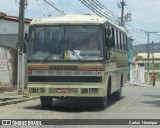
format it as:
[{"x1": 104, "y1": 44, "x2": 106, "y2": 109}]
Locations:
[{"x1": 0, "y1": 96, "x2": 39, "y2": 106}]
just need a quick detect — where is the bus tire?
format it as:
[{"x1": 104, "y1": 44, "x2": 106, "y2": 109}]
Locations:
[
  {"x1": 114, "y1": 76, "x2": 123, "y2": 100},
  {"x1": 40, "y1": 96, "x2": 53, "y2": 108},
  {"x1": 97, "y1": 96, "x2": 107, "y2": 108},
  {"x1": 114, "y1": 88, "x2": 122, "y2": 100}
]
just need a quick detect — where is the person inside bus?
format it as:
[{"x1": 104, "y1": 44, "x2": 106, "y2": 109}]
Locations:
[{"x1": 81, "y1": 37, "x2": 98, "y2": 50}]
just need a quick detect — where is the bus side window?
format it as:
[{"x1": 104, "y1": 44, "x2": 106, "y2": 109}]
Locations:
[
  {"x1": 121, "y1": 33, "x2": 125, "y2": 51},
  {"x1": 123, "y1": 34, "x2": 126, "y2": 51},
  {"x1": 110, "y1": 27, "x2": 115, "y2": 49},
  {"x1": 116, "y1": 30, "x2": 119, "y2": 50},
  {"x1": 119, "y1": 32, "x2": 122, "y2": 50},
  {"x1": 126, "y1": 36, "x2": 128, "y2": 51}
]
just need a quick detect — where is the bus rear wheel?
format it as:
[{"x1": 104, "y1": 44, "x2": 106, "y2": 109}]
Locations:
[{"x1": 40, "y1": 96, "x2": 53, "y2": 108}]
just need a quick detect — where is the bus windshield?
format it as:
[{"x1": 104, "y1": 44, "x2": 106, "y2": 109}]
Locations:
[{"x1": 28, "y1": 25, "x2": 103, "y2": 61}]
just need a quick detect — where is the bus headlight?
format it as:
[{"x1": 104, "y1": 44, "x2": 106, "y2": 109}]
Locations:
[
  {"x1": 81, "y1": 88, "x2": 89, "y2": 94},
  {"x1": 38, "y1": 88, "x2": 46, "y2": 93},
  {"x1": 89, "y1": 88, "x2": 98, "y2": 93},
  {"x1": 29, "y1": 88, "x2": 45, "y2": 93},
  {"x1": 81, "y1": 88, "x2": 98, "y2": 94},
  {"x1": 29, "y1": 88, "x2": 37, "y2": 93}
]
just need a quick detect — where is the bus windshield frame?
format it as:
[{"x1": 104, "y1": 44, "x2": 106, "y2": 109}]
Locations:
[
  {"x1": 28, "y1": 25, "x2": 105, "y2": 62},
  {"x1": 28, "y1": 25, "x2": 104, "y2": 62}
]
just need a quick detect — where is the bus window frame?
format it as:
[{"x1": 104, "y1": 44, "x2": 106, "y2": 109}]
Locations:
[
  {"x1": 28, "y1": 24, "x2": 105, "y2": 63},
  {"x1": 104, "y1": 25, "x2": 112, "y2": 60}
]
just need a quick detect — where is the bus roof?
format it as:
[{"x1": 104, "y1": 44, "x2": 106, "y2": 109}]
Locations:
[{"x1": 30, "y1": 14, "x2": 126, "y2": 32}]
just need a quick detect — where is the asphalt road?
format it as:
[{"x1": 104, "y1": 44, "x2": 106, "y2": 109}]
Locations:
[{"x1": 0, "y1": 84, "x2": 160, "y2": 128}]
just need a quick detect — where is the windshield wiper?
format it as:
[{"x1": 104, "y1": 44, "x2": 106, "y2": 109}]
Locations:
[
  {"x1": 72, "y1": 50, "x2": 83, "y2": 62},
  {"x1": 41, "y1": 53, "x2": 53, "y2": 63},
  {"x1": 40, "y1": 44, "x2": 55, "y2": 63},
  {"x1": 41, "y1": 40, "x2": 63, "y2": 63}
]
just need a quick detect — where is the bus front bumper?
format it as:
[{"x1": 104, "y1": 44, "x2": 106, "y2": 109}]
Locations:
[{"x1": 28, "y1": 82, "x2": 105, "y2": 97}]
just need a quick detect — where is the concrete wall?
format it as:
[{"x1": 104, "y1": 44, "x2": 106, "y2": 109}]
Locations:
[
  {"x1": 0, "y1": 46, "x2": 17, "y2": 86},
  {"x1": 0, "y1": 34, "x2": 18, "y2": 48}
]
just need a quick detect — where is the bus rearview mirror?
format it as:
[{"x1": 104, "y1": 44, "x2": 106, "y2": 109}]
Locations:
[
  {"x1": 106, "y1": 28, "x2": 111, "y2": 37},
  {"x1": 24, "y1": 32, "x2": 29, "y2": 42}
]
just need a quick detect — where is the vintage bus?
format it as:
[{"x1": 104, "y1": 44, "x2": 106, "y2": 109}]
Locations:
[{"x1": 27, "y1": 14, "x2": 128, "y2": 108}]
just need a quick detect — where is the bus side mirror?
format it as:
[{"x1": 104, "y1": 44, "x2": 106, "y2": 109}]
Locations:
[
  {"x1": 106, "y1": 28, "x2": 111, "y2": 38},
  {"x1": 24, "y1": 32, "x2": 29, "y2": 42},
  {"x1": 23, "y1": 41, "x2": 28, "y2": 53}
]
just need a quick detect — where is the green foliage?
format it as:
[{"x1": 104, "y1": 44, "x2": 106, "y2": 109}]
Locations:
[{"x1": 156, "y1": 74, "x2": 160, "y2": 81}]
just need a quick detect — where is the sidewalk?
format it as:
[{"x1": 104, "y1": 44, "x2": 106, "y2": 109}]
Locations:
[
  {"x1": 125, "y1": 81, "x2": 160, "y2": 87},
  {"x1": 0, "y1": 88, "x2": 38, "y2": 106}
]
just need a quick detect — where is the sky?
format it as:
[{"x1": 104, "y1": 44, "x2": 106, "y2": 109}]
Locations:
[{"x1": 1, "y1": 0, "x2": 160, "y2": 45}]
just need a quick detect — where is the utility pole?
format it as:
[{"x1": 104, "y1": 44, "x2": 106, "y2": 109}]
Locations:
[
  {"x1": 146, "y1": 31, "x2": 158, "y2": 83},
  {"x1": 18, "y1": 0, "x2": 25, "y2": 94},
  {"x1": 119, "y1": 0, "x2": 127, "y2": 26},
  {"x1": 152, "y1": 41, "x2": 154, "y2": 75}
]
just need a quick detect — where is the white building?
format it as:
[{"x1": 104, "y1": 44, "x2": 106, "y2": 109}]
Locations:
[
  {"x1": 0, "y1": 12, "x2": 31, "y2": 86},
  {"x1": 0, "y1": 12, "x2": 31, "y2": 48}
]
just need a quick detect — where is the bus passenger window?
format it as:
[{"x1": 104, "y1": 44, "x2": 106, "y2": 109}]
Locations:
[
  {"x1": 116, "y1": 30, "x2": 119, "y2": 49},
  {"x1": 123, "y1": 34, "x2": 125, "y2": 51},
  {"x1": 111, "y1": 27, "x2": 115, "y2": 49},
  {"x1": 119, "y1": 32, "x2": 122, "y2": 50},
  {"x1": 121, "y1": 33, "x2": 124, "y2": 51},
  {"x1": 126, "y1": 36, "x2": 128, "y2": 51}
]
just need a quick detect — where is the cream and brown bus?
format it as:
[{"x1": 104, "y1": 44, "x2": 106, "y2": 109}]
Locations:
[{"x1": 27, "y1": 14, "x2": 128, "y2": 108}]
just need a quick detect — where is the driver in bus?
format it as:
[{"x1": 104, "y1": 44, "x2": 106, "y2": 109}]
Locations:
[{"x1": 81, "y1": 37, "x2": 98, "y2": 50}]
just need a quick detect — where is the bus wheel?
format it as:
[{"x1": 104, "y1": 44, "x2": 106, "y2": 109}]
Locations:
[
  {"x1": 40, "y1": 96, "x2": 53, "y2": 108},
  {"x1": 114, "y1": 88, "x2": 122, "y2": 100},
  {"x1": 97, "y1": 96, "x2": 107, "y2": 108}
]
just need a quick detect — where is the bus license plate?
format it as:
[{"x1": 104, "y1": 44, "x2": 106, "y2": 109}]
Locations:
[{"x1": 57, "y1": 89, "x2": 70, "y2": 93}]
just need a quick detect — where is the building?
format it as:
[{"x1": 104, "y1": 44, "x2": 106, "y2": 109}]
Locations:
[
  {"x1": 127, "y1": 36, "x2": 134, "y2": 80},
  {"x1": 0, "y1": 12, "x2": 31, "y2": 86},
  {"x1": 0, "y1": 12, "x2": 31, "y2": 48},
  {"x1": 133, "y1": 42, "x2": 160, "y2": 56},
  {"x1": 131, "y1": 43, "x2": 160, "y2": 82},
  {"x1": 137, "y1": 53, "x2": 160, "y2": 73}
]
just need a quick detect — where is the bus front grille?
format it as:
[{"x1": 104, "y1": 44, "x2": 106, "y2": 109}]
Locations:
[{"x1": 28, "y1": 76, "x2": 102, "y2": 83}]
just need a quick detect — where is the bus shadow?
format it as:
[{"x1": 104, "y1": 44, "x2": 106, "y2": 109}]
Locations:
[
  {"x1": 24, "y1": 96, "x2": 125, "y2": 112},
  {"x1": 142, "y1": 95, "x2": 160, "y2": 107},
  {"x1": 143, "y1": 95, "x2": 160, "y2": 98}
]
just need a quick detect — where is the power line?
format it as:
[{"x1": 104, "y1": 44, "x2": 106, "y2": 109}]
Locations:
[
  {"x1": 69, "y1": 0, "x2": 84, "y2": 13},
  {"x1": 79, "y1": 0, "x2": 102, "y2": 17},
  {"x1": 86, "y1": 0, "x2": 118, "y2": 22},
  {"x1": 52, "y1": 0, "x2": 69, "y2": 13},
  {"x1": 79, "y1": 0, "x2": 118, "y2": 23},
  {"x1": 89, "y1": 0, "x2": 118, "y2": 21},
  {"x1": 36, "y1": 0, "x2": 46, "y2": 16},
  {"x1": 93, "y1": 0, "x2": 119, "y2": 18},
  {"x1": 126, "y1": 23, "x2": 160, "y2": 37},
  {"x1": 15, "y1": 0, "x2": 19, "y2": 7},
  {"x1": 63, "y1": 0, "x2": 81, "y2": 13},
  {"x1": 85, "y1": 0, "x2": 107, "y2": 17},
  {"x1": 43, "y1": 0, "x2": 65, "y2": 15},
  {"x1": 43, "y1": 0, "x2": 53, "y2": 16}
]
